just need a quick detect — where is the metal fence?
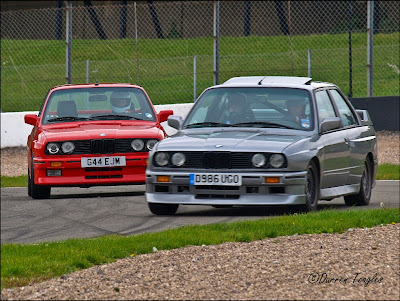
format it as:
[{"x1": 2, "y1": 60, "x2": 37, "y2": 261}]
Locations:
[{"x1": 1, "y1": 1, "x2": 399, "y2": 112}]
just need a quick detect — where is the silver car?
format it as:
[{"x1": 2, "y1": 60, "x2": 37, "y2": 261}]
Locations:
[{"x1": 145, "y1": 76, "x2": 377, "y2": 215}]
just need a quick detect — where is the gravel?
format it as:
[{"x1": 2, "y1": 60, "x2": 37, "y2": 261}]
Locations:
[{"x1": 1, "y1": 224, "x2": 399, "y2": 300}]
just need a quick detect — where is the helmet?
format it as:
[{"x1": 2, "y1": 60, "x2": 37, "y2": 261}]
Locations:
[{"x1": 110, "y1": 91, "x2": 132, "y2": 113}]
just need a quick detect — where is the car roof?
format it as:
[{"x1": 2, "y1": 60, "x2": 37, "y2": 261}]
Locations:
[
  {"x1": 50, "y1": 83, "x2": 142, "y2": 91},
  {"x1": 219, "y1": 76, "x2": 337, "y2": 90}
]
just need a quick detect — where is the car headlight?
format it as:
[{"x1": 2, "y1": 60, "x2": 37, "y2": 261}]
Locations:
[
  {"x1": 251, "y1": 153, "x2": 266, "y2": 167},
  {"x1": 131, "y1": 139, "x2": 144, "y2": 151},
  {"x1": 171, "y1": 152, "x2": 186, "y2": 166},
  {"x1": 155, "y1": 152, "x2": 170, "y2": 166},
  {"x1": 146, "y1": 139, "x2": 158, "y2": 151},
  {"x1": 47, "y1": 143, "x2": 60, "y2": 155},
  {"x1": 269, "y1": 154, "x2": 285, "y2": 168},
  {"x1": 61, "y1": 142, "x2": 75, "y2": 154}
]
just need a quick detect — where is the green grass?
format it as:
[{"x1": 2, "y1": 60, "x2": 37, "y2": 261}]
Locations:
[
  {"x1": 1, "y1": 208, "x2": 398, "y2": 290},
  {"x1": 1, "y1": 32, "x2": 399, "y2": 112},
  {"x1": 0, "y1": 175, "x2": 27, "y2": 188},
  {"x1": 2, "y1": 163, "x2": 398, "y2": 187},
  {"x1": 376, "y1": 164, "x2": 400, "y2": 180}
]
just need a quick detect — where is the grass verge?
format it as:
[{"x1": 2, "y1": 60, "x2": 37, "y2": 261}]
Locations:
[
  {"x1": 1, "y1": 164, "x2": 398, "y2": 187},
  {"x1": 1, "y1": 208, "x2": 399, "y2": 291},
  {"x1": 375, "y1": 163, "x2": 400, "y2": 180}
]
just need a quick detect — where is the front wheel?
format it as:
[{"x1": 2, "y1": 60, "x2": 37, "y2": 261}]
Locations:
[
  {"x1": 344, "y1": 159, "x2": 372, "y2": 206},
  {"x1": 148, "y1": 203, "x2": 179, "y2": 215},
  {"x1": 301, "y1": 161, "x2": 319, "y2": 212},
  {"x1": 29, "y1": 157, "x2": 51, "y2": 199}
]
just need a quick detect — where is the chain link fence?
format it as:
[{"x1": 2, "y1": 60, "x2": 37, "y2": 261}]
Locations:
[{"x1": 1, "y1": 1, "x2": 399, "y2": 112}]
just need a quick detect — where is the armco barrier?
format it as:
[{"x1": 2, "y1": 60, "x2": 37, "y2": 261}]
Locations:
[
  {"x1": 349, "y1": 96, "x2": 400, "y2": 131},
  {"x1": 0, "y1": 103, "x2": 194, "y2": 149}
]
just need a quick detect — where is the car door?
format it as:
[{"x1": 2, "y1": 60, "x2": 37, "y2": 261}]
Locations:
[
  {"x1": 315, "y1": 90, "x2": 350, "y2": 189},
  {"x1": 328, "y1": 89, "x2": 365, "y2": 185}
]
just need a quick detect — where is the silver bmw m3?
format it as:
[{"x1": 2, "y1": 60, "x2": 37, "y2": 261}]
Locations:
[{"x1": 146, "y1": 76, "x2": 377, "y2": 215}]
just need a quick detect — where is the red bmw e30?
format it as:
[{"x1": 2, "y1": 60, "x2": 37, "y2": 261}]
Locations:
[{"x1": 24, "y1": 83, "x2": 173, "y2": 199}]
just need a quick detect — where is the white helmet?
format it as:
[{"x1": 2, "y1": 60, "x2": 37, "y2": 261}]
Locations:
[{"x1": 110, "y1": 91, "x2": 132, "y2": 113}]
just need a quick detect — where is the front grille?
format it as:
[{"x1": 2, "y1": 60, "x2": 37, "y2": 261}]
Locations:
[
  {"x1": 204, "y1": 152, "x2": 231, "y2": 169},
  {"x1": 50, "y1": 139, "x2": 156, "y2": 155},
  {"x1": 91, "y1": 139, "x2": 115, "y2": 154},
  {"x1": 155, "y1": 151, "x2": 287, "y2": 169}
]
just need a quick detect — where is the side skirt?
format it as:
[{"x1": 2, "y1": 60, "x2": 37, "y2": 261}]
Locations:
[{"x1": 320, "y1": 184, "x2": 360, "y2": 200}]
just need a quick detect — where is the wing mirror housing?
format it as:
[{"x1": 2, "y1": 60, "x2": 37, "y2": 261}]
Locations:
[
  {"x1": 356, "y1": 109, "x2": 374, "y2": 126},
  {"x1": 158, "y1": 110, "x2": 173, "y2": 123},
  {"x1": 168, "y1": 115, "x2": 183, "y2": 130},
  {"x1": 320, "y1": 117, "x2": 341, "y2": 133},
  {"x1": 24, "y1": 114, "x2": 39, "y2": 126}
]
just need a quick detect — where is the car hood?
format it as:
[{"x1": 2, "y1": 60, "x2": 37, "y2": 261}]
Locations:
[
  {"x1": 157, "y1": 129, "x2": 308, "y2": 153},
  {"x1": 41, "y1": 122, "x2": 162, "y2": 141}
]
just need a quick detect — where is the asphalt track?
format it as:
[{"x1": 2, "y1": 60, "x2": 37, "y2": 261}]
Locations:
[{"x1": 1, "y1": 181, "x2": 399, "y2": 244}]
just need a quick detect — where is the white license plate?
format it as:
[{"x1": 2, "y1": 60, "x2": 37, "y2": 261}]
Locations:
[
  {"x1": 189, "y1": 173, "x2": 242, "y2": 186},
  {"x1": 81, "y1": 156, "x2": 126, "y2": 168}
]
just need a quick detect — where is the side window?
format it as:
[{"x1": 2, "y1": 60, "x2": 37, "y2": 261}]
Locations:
[
  {"x1": 315, "y1": 90, "x2": 336, "y2": 122},
  {"x1": 329, "y1": 89, "x2": 357, "y2": 127}
]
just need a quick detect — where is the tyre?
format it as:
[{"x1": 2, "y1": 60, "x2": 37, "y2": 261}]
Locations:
[
  {"x1": 344, "y1": 159, "x2": 372, "y2": 206},
  {"x1": 301, "y1": 161, "x2": 319, "y2": 212},
  {"x1": 148, "y1": 203, "x2": 179, "y2": 215},
  {"x1": 27, "y1": 167, "x2": 32, "y2": 197},
  {"x1": 29, "y1": 157, "x2": 51, "y2": 199}
]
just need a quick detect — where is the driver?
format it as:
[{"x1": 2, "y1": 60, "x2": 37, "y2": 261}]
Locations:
[
  {"x1": 224, "y1": 93, "x2": 251, "y2": 124},
  {"x1": 285, "y1": 97, "x2": 306, "y2": 123},
  {"x1": 110, "y1": 91, "x2": 134, "y2": 114}
]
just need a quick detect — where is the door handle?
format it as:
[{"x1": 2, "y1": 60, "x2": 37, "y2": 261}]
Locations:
[{"x1": 344, "y1": 138, "x2": 350, "y2": 146}]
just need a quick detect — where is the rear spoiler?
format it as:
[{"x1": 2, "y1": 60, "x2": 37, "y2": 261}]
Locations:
[{"x1": 356, "y1": 109, "x2": 374, "y2": 126}]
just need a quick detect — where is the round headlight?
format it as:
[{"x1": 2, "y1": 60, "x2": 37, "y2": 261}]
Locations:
[
  {"x1": 251, "y1": 153, "x2": 266, "y2": 167},
  {"x1": 131, "y1": 139, "x2": 144, "y2": 151},
  {"x1": 269, "y1": 154, "x2": 285, "y2": 168},
  {"x1": 146, "y1": 139, "x2": 158, "y2": 151},
  {"x1": 171, "y1": 152, "x2": 186, "y2": 166},
  {"x1": 47, "y1": 143, "x2": 60, "y2": 155},
  {"x1": 61, "y1": 142, "x2": 75, "y2": 154},
  {"x1": 155, "y1": 152, "x2": 169, "y2": 166}
]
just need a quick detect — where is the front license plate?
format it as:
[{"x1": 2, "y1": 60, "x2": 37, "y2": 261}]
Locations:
[
  {"x1": 189, "y1": 173, "x2": 242, "y2": 186},
  {"x1": 81, "y1": 156, "x2": 126, "y2": 168}
]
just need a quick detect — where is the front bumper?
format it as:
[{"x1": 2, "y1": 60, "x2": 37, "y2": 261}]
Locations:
[
  {"x1": 33, "y1": 153, "x2": 148, "y2": 187},
  {"x1": 146, "y1": 170, "x2": 307, "y2": 206}
]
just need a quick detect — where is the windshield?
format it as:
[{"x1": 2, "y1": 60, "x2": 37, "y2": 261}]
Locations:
[
  {"x1": 42, "y1": 87, "x2": 157, "y2": 124},
  {"x1": 184, "y1": 87, "x2": 314, "y2": 131}
]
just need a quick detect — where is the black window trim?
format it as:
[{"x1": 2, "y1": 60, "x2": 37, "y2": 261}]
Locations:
[{"x1": 326, "y1": 88, "x2": 361, "y2": 129}]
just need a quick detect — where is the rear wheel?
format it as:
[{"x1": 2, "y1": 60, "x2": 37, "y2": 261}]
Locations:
[
  {"x1": 344, "y1": 159, "x2": 372, "y2": 206},
  {"x1": 29, "y1": 157, "x2": 51, "y2": 199},
  {"x1": 148, "y1": 203, "x2": 179, "y2": 215}
]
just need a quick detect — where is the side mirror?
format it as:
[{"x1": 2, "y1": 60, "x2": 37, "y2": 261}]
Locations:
[
  {"x1": 167, "y1": 115, "x2": 183, "y2": 130},
  {"x1": 356, "y1": 109, "x2": 373, "y2": 126},
  {"x1": 24, "y1": 114, "x2": 39, "y2": 126},
  {"x1": 158, "y1": 110, "x2": 173, "y2": 123},
  {"x1": 320, "y1": 117, "x2": 341, "y2": 133}
]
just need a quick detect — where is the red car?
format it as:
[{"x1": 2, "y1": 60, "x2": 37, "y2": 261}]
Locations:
[{"x1": 24, "y1": 83, "x2": 173, "y2": 199}]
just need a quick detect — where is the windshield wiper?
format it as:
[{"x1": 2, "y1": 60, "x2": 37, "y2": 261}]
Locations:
[
  {"x1": 47, "y1": 116, "x2": 89, "y2": 123},
  {"x1": 185, "y1": 122, "x2": 233, "y2": 129},
  {"x1": 233, "y1": 121, "x2": 297, "y2": 129},
  {"x1": 89, "y1": 114, "x2": 142, "y2": 120}
]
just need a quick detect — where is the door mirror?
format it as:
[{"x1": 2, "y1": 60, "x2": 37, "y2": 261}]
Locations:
[
  {"x1": 24, "y1": 114, "x2": 39, "y2": 126},
  {"x1": 320, "y1": 117, "x2": 341, "y2": 133},
  {"x1": 158, "y1": 110, "x2": 173, "y2": 123},
  {"x1": 168, "y1": 115, "x2": 183, "y2": 130}
]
